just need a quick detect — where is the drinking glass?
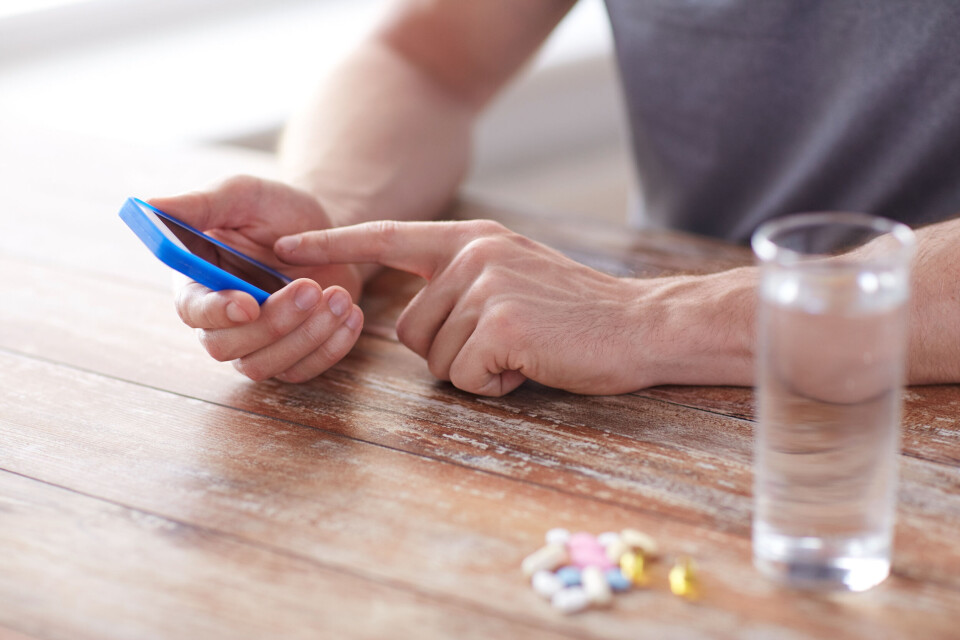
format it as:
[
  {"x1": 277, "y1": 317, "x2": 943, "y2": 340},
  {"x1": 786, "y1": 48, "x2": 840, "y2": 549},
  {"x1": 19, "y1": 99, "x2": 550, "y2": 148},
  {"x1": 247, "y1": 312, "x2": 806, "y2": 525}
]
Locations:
[{"x1": 751, "y1": 212, "x2": 915, "y2": 591}]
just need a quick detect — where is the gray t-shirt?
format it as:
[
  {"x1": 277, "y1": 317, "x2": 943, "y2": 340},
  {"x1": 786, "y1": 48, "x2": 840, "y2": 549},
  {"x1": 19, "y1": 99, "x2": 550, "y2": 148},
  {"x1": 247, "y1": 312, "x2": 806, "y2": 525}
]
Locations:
[{"x1": 603, "y1": 0, "x2": 960, "y2": 243}]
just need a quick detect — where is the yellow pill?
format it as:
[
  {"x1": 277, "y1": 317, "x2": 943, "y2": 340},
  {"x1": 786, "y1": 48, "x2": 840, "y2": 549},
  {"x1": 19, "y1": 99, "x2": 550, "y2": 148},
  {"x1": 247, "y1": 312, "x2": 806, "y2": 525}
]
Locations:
[
  {"x1": 619, "y1": 550, "x2": 648, "y2": 586},
  {"x1": 668, "y1": 557, "x2": 699, "y2": 599}
]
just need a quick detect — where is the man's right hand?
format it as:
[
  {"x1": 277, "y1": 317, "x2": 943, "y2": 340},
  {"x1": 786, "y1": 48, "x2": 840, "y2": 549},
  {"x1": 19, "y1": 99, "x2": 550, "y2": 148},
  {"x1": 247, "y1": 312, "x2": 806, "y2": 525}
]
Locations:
[{"x1": 149, "y1": 175, "x2": 365, "y2": 383}]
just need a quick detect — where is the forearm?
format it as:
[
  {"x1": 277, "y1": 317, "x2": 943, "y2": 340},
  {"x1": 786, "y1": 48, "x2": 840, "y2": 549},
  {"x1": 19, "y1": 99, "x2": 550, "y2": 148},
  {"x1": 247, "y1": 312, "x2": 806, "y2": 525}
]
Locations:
[
  {"x1": 629, "y1": 269, "x2": 757, "y2": 389},
  {"x1": 906, "y1": 216, "x2": 960, "y2": 384},
  {"x1": 279, "y1": 0, "x2": 575, "y2": 230},
  {"x1": 278, "y1": 38, "x2": 476, "y2": 227},
  {"x1": 630, "y1": 214, "x2": 960, "y2": 390}
]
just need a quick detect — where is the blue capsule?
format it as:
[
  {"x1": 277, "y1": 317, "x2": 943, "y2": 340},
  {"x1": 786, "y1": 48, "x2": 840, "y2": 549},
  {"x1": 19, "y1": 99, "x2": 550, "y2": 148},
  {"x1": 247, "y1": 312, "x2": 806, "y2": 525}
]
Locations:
[
  {"x1": 605, "y1": 568, "x2": 631, "y2": 592},
  {"x1": 555, "y1": 565, "x2": 582, "y2": 587}
]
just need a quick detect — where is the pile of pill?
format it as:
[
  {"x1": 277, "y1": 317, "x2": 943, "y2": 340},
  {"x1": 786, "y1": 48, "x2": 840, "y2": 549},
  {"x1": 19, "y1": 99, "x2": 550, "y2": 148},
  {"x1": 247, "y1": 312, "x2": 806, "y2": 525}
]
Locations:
[
  {"x1": 522, "y1": 528, "x2": 700, "y2": 613},
  {"x1": 521, "y1": 528, "x2": 671, "y2": 614}
]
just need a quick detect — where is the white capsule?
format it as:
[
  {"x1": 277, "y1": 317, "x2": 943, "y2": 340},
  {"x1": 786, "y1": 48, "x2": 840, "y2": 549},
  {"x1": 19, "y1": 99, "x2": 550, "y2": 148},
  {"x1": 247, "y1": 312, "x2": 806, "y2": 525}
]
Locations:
[
  {"x1": 605, "y1": 537, "x2": 630, "y2": 563},
  {"x1": 521, "y1": 542, "x2": 568, "y2": 577},
  {"x1": 597, "y1": 531, "x2": 620, "y2": 547},
  {"x1": 551, "y1": 586, "x2": 590, "y2": 614},
  {"x1": 621, "y1": 529, "x2": 659, "y2": 558},
  {"x1": 582, "y1": 566, "x2": 612, "y2": 606},
  {"x1": 531, "y1": 570, "x2": 565, "y2": 599},
  {"x1": 545, "y1": 527, "x2": 571, "y2": 545}
]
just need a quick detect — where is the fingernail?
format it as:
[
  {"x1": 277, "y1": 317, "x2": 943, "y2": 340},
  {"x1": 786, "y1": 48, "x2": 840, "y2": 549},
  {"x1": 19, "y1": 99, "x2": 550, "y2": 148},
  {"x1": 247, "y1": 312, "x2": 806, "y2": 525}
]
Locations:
[
  {"x1": 226, "y1": 301, "x2": 249, "y2": 322},
  {"x1": 294, "y1": 285, "x2": 320, "y2": 311},
  {"x1": 276, "y1": 235, "x2": 301, "y2": 253},
  {"x1": 345, "y1": 307, "x2": 363, "y2": 331},
  {"x1": 328, "y1": 290, "x2": 350, "y2": 317}
]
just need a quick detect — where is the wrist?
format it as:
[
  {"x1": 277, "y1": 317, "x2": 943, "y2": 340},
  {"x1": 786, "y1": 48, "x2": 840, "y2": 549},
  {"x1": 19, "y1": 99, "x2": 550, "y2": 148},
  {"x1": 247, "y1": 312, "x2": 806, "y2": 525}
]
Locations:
[{"x1": 625, "y1": 268, "x2": 757, "y2": 388}]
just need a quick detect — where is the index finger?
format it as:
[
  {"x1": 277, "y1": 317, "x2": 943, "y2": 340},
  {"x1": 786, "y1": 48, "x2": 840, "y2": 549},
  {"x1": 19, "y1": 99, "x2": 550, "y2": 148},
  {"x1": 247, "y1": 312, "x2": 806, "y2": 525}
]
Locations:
[{"x1": 274, "y1": 220, "x2": 505, "y2": 280}]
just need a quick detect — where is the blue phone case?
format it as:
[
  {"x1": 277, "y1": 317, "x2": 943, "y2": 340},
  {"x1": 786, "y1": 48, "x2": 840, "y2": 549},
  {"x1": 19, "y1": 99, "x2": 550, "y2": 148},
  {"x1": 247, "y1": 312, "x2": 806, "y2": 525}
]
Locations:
[{"x1": 119, "y1": 197, "x2": 291, "y2": 304}]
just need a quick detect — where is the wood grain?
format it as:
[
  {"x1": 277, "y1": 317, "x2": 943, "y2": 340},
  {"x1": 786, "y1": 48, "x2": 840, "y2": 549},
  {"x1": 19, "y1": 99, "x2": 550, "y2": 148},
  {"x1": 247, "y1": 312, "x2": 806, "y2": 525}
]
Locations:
[
  {"x1": 2, "y1": 253, "x2": 960, "y2": 591},
  {"x1": 0, "y1": 471, "x2": 575, "y2": 640},
  {"x1": 2, "y1": 352, "x2": 958, "y2": 639}
]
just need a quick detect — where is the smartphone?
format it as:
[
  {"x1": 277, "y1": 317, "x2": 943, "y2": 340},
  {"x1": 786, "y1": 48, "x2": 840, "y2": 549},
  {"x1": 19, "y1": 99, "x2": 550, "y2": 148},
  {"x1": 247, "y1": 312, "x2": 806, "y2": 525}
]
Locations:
[{"x1": 119, "y1": 197, "x2": 292, "y2": 304}]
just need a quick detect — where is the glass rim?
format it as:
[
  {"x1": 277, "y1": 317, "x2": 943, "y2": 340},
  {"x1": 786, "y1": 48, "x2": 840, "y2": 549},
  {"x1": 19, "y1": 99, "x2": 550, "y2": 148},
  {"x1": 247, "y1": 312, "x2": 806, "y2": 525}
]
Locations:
[{"x1": 751, "y1": 212, "x2": 916, "y2": 265}]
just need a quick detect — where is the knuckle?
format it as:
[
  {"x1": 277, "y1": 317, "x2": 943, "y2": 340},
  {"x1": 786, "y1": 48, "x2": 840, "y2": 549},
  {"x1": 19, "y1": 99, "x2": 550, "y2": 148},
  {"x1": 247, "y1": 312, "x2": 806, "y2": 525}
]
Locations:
[
  {"x1": 371, "y1": 219, "x2": 400, "y2": 237},
  {"x1": 395, "y1": 312, "x2": 428, "y2": 358},
  {"x1": 484, "y1": 303, "x2": 520, "y2": 344},
  {"x1": 468, "y1": 219, "x2": 507, "y2": 236},
  {"x1": 298, "y1": 309, "x2": 333, "y2": 349},
  {"x1": 395, "y1": 311, "x2": 414, "y2": 345},
  {"x1": 315, "y1": 341, "x2": 342, "y2": 367},
  {"x1": 447, "y1": 367, "x2": 477, "y2": 395},
  {"x1": 279, "y1": 369, "x2": 311, "y2": 384},
  {"x1": 426, "y1": 357, "x2": 451, "y2": 382},
  {"x1": 458, "y1": 236, "x2": 504, "y2": 270},
  {"x1": 197, "y1": 330, "x2": 230, "y2": 362},
  {"x1": 174, "y1": 284, "x2": 204, "y2": 327},
  {"x1": 174, "y1": 290, "x2": 191, "y2": 325},
  {"x1": 234, "y1": 358, "x2": 268, "y2": 382},
  {"x1": 469, "y1": 270, "x2": 501, "y2": 301},
  {"x1": 370, "y1": 219, "x2": 400, "y2": 253},
  {"x1": 201, "y1": 297, "x2": 226, "y2": 329},
  {"x1": 513, "y1": 233, "x2": 541, "y2": 251},
  {"x1": 311, "y1": 332, "x2": 351, "y2": 371},
  {"x1": 263, "y1": 309, "x2": 292, "y2": 341}
]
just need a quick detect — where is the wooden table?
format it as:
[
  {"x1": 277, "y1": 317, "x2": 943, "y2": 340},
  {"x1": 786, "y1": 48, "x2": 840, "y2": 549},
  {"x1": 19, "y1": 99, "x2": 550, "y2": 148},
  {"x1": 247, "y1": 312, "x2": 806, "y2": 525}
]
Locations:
[{"x1": 1, "y1": 124, "x2": 959, "y2": 640}]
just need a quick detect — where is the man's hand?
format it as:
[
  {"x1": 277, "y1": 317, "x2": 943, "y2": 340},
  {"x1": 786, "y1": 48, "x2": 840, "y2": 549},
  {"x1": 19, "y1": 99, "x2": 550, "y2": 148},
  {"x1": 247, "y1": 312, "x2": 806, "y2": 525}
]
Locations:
[
  {"x1": 275, "y1": 219, "x2": 664, "y2": 396},
  {"x1": 149, "y1": 176, "x2": 365, "y2": 383}
]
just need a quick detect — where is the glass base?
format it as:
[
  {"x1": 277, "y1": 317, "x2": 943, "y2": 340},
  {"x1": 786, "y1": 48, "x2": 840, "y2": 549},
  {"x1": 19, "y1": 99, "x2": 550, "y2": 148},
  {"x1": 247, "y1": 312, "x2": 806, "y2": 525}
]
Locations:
[{"x1": 753, "y1": 526, "x2": 891, "y2": 592}]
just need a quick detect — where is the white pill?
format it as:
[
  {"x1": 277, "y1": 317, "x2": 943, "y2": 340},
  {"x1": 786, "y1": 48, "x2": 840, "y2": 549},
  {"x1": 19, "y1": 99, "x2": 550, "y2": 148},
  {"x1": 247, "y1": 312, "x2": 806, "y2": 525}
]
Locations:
[
  {"x1": 551, "y1": 586, "x2": 590, "y2": 614},
  {"x1": 605, "y1": 537, "x2": 630, "y2": 563},
  {"x1": 531, "y1": 570, "x2": 565, "y2": 599},
  {"x1": 621, "y1": 528, "x2": 659, "y2": 558},
  {"x1": 521, "y1": 542, "x2": 569, "y2": 577},
  {"x1": 545, "y1": 528, "x2": 571, "y2": 545},
  {"x1": 582, "y1": 566, "x2": 612, "y2": 606},
  {"x1": 597, "y1": 531, "x2": 620, "y2": 547}
]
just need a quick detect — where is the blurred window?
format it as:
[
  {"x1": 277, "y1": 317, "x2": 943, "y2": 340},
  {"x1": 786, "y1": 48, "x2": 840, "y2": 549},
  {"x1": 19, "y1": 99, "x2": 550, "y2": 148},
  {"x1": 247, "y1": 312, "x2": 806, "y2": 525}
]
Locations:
[
  {"x1": 0, "y1": 0, "x2": 317, "y2": 61},
  {"x1": 0, "y1": 0, "x2": 88, "y2": 18}
]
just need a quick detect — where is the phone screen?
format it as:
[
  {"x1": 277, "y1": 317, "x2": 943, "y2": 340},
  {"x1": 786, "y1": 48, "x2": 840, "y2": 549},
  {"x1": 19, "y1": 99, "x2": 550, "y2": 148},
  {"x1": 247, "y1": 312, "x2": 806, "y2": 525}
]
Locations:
[{"x1": 154, "y1": 213, "x2": 289, "y2": 294}]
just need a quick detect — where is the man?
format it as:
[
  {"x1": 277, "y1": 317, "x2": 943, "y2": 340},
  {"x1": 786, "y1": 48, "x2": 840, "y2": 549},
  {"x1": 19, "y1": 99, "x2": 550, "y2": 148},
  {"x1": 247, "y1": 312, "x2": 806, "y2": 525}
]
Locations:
[{"x1": 151, "y1": 1, "x2": 960, "y2": 396}]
